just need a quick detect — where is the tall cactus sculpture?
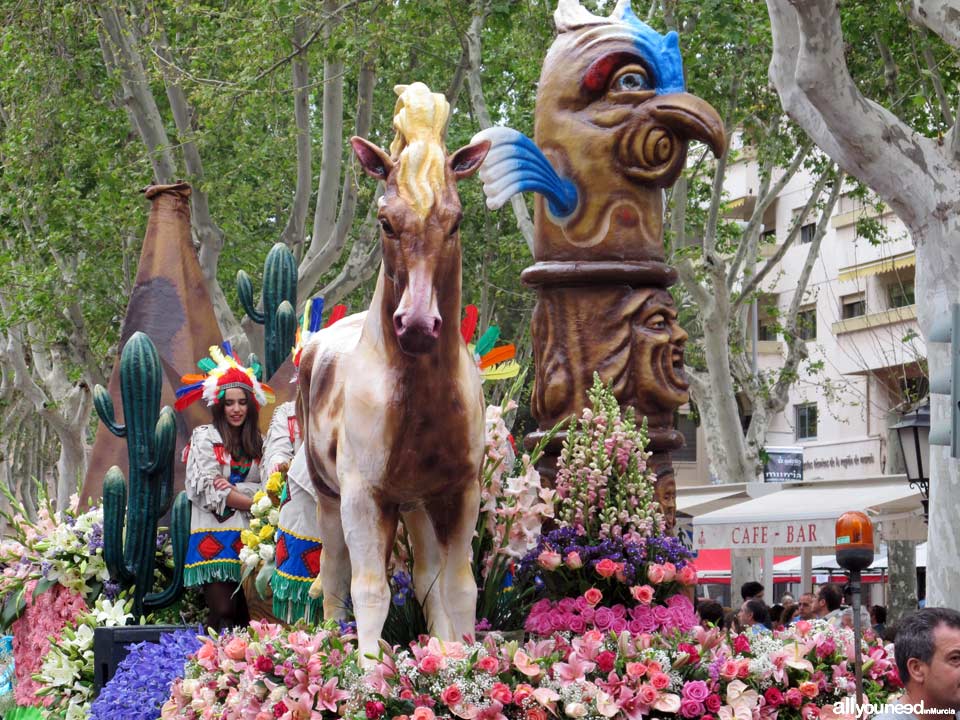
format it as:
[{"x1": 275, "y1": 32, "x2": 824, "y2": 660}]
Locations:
[
  {"x1": 94, "y1": 331, "x2": 189, "y2": 618},
  {"x1": 237, "y1": 243, "x2": 298, "y2": 380}
]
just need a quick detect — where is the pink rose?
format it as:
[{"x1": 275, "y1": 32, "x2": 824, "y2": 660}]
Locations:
[
  {"x1": 474, "y1": 655, "x2": 499, "y2": 673},
  {"x1": 733, "y1": 634, "x2": 751, "y2": 654},
  {"x1": 412, "y1": 708, "x2": 436, "y2": 720},
  {"x1": 568, "y1": 616, "x2": 587, "y2": 634},
  {"x1": 419, "y1": 654, "x2": 441, "y2": 674},
  {"x1": 513, "y1": 684, "x2": 534, "y2": 704},
  {"x1": 719, "y1": 660, "x2": 739, "y2": 681},
  {"x1": 584, "y1": 588, "x2": 603, "y2": 607},
  {"x1": 801, "y1": 704, "x2": 820, "y2": 720},
  {"x1": 680, "y1": 700, "x2": 706, "y2": 718},
  {"x1": 196, "y1": 641, "x2": 218, "y2": 670},
  {"x1": 223, "y1": 637, "x2": 248, "y2": 661},
  {"x1": 631, "y1": 585, "x2": 655, "y2": 604},
  {"x1": 785, "y1": 688, "x2": 804, "y2": 708},
  {"x1": 490, "y1": 683, "x2": 513, "y2": 704},
  {"x1": 647, "y1": 564, "x2": 666, "y2": 584},
  {"x1": 637, "y1": 685, "x2": 659, "y2": 706},
  {"x1": 682, "y1": 681, "x2": 710, "y2": 703},
  {"x1": 526, "y1": 708, "x2": 548, "y2": 720},
  {"x1": 678, "y1": 565, "x2": 698, "y2": 586},
  {"x1": 661, "y1": 563, "x2": 677, "y2": 582},
  {"x1": 763, "y1": 688, "x2": 784, "y2": 708},
  {"x1": 650, "y1": 671, "x2": 671, "y2": 691},
  {"x1": 798, "y1": 681, "x2": 819, "y2": 699},
  {"x1": 795, "y1": 620, "x2": 812, "y2": 636},
  {"x1": 626, "y1": 662, "x2": 647, "y2": 678},
  {"x1": 596, "y1": 558, "x2": 619, "y2": 578},
  {"x1": 538, "y1": 549, "x2": 562, "y2": 570},
  {"x1": 594, "y1": 607, "x2": 615, "y2": 631},
  {"x1": 565, "y1": 552, "x2": 583, "y2": 569}
]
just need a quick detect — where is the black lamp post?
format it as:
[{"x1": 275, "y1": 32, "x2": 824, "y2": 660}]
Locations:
[{"x1": 892, "y1": 401, "x2": 931, "y2": 522}]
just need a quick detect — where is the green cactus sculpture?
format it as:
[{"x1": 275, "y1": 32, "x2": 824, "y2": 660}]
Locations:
[
  {"x1": 237, "y1": 242, "x2": 298, "y2": 380},
  {"x1": 94, "y1": 331, "x2": 189, "y2": 618}
]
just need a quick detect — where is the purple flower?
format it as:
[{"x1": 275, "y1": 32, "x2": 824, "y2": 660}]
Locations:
[
  {"x1": 104, "y1": 581, "x2": 121, "y2": 601},
  {"x1": 90, "y1": 628, "x2": 202, "y2": 720}
]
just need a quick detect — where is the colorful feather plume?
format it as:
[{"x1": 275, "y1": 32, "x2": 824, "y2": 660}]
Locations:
[
  {"x1": 291, "y1": 297, "x2": 349, "y2": 368},
  {"x1": 460, "y1": 305, "x2": 520, "y2": 383},
  {"x1": 175, "y1": 343, "x2": 275, "y2": 412}
]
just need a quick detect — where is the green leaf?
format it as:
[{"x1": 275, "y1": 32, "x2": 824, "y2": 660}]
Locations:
[{"x1": 32, "y1": 577, "x2": 57, "y2": 599}]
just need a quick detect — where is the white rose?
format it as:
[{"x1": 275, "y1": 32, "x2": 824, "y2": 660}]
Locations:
[
  {"x1": 258, "y1": 544, "x2": 275, "y2": 562},
  {"x1": 564, "y1": 703, "x2": 588, "y2": 718},
  {"x1": 267, "y1": 508, "x2": 280, "y2": 526}
]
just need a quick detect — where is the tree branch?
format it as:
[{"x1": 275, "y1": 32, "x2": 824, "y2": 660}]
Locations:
[
  {"x1": 909, "y1": 0, "x2": 960, "y2": 49},
  {"x1": 316, "y1": 190, "x2": 384, "y2": 304},
  {"x1": 281, "y1": 16, "x2": 313, "y2": 258},
  {"x1": 767, "y1": 0, "x2": 942, "y2": 223}
]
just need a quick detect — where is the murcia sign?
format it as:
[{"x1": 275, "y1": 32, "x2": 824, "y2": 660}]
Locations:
[{"x1": 694, "y1": 519, "x2": 834, "y2": 549}]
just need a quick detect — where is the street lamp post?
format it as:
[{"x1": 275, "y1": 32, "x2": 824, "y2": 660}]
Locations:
[{"x1": 892, "y1": 401, "x2": 931, "y2": 523}]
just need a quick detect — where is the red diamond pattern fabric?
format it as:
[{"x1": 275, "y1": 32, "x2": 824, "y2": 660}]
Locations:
[
  {"x1": 197, "y1": 533, "x2": 224, "y2": 560},
  {"x1": 302, "y1": 546, "x2": 322, "y2": 577},
  {"x1": 275, "y1": 535, "x2": 289, "y2": 567},
  {"x1": 232, "y1": 537, "x2": 244, "y2": 556}
]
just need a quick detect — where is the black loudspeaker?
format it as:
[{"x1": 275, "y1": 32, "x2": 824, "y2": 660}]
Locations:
[{"x1": 92, "y1": 624, "x2": 187, "y2": 693}]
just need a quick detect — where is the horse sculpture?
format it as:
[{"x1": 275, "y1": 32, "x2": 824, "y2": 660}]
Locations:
[{"x1": 297, "y1": 82, "x2": 491, "y2": 659}]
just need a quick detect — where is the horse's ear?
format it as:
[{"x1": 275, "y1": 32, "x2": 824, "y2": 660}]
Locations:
[
  {"x1": 351, "y1": 137, "x2": 393, "y2": 180},
  {"x1": 449, "y1": 140, "x2": 491, "y2": 181}
]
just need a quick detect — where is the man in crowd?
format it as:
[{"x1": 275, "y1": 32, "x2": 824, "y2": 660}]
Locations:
[
  {"x1": 873, "y1": 608, "x2": 960, "y2": 719},
  {"x1": 741, "y1": 581, "x2": 764, "y2": 602},
  {"x1": 796, "y1": 592, "x2": 817, "y2": 621},
  {"x1": 738, "y1": 598, "x2": 772, "y2": 633},
  {"x1": 816, "y1": 583, "x2": 844, "y2": 626}
]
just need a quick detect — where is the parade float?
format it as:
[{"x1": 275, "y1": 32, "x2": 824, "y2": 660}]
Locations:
[{"x1": 0, "y1": 2, "x2": 904, "y2": 718}]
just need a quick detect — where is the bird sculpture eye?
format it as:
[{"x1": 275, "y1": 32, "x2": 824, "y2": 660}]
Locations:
[{"x1": 616, "y1": 72, "x2": 649, "y2": 91}]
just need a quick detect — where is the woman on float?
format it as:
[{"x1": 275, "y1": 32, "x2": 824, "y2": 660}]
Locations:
[{"x1": 175, "y1": 345, "x2": 274, "y2": 630}]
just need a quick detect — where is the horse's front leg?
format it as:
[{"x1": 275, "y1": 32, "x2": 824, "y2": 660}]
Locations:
[
  {"x1": 403, "y1": 507, "x2": 455, "y2": 640},
  {"x1": 428, "y1": 480, "x2": 480, "y2": 642},
  {"x1": 341, "y1": 480, "x2": 398, "y2": 663}
]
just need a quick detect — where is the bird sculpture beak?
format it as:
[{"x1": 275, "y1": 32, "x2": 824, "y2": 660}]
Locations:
[{"x1": 649, "y1": 93, "x2": 727, "y2": 158}]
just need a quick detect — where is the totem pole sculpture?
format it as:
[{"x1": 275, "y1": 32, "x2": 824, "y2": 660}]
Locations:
[
  {"x1": 94, "y1": 332, "x2": 189, "y2": 617},
  {"x1": 474, "y1": 0, "x2": 725, "y2": 533},
  {"x1": 237, "y1": 242, "x2": 298, "y2": 382},
  {"x1": 82, "y1": 183, "x2": 223, "y2": 503}
]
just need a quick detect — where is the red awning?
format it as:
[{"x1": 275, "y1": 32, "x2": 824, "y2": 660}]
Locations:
[{"x1": 694, "y1": 549, "x2": 797, "y2": 584}]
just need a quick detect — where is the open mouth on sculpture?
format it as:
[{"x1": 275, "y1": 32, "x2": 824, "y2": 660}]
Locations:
[{"x1": 664, "y1": 348, "x2": 689, "y2": 392}]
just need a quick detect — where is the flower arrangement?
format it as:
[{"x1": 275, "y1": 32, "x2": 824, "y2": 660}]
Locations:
[
  {"x1": 161, "y1": 620, "x2": 362, "y2": 719},
  {"x1": 554, "y1": 376, "x2": 664, "y2": 540},
  {"x1": 239, "y1": 468, "x2": 284, "y2": 573},
  {"x1": 153, "y1": 612, "x2": 903, "y2": 720},
  {"x1": 90, "y1": 628, "x2": 202, "y2": 720},
  {"x1": 10, "y1": 579, "x2": 88, "y2": 707},
  {"x1": 33, "y1": 596, "x2": 134, "y2": 719},
  {"x1": 516, "y1": 528, "x2": 696, "y2": 608},
  {"x1": 0, "y1": 493, "x2": 111, "y2": 629},
  {"x1": 524, "y1": 592, "x2": 698, "y2": 638}
]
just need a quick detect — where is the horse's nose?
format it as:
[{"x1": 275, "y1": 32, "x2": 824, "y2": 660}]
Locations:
[{"x1": 393, "y1": 311, "x2": 442, "y2": 338}]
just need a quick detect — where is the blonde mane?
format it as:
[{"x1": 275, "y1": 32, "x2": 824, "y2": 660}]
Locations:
[{"x1": 389, "y1": 82, "x2": 449, "y2": 219}]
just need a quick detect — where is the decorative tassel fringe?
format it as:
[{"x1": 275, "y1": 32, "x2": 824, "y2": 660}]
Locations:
[
  {"x1": 271, "y1": 573, "x2": 324, "y2": 624},
  {"x1": 184, "y1": 561, "x2": 242, "y2": 587}
]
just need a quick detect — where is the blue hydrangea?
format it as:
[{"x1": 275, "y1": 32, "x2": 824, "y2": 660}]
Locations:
[{"x1": 89, "y1": 628, "x2": 201, "y2": 720}]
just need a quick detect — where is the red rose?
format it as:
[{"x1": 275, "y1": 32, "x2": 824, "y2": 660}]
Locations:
[
  {"x1": 366, "y1": 701, "x2": 387, "y2": 719},
  {"x1": 733, "y1": 634, "x2": 751, "y2": 654},
  {"x1": 254, "y1": 655, "x2": 274, "y2": 673},
  {"x1": 274, "y1": 702, "x2": 289, "y2": 718},
  {"x1": 763, "y1": 688, "x2": 785, "y2": 708},
  {"x1": 678, "y1": 643, "x2": 701, "y2": 665},
  {"x1": 596, "y1": 651, "x2": 617, "y2": 674},
  {"x1": 705, "y1": 695, "x2": 722, "y2": 713}
]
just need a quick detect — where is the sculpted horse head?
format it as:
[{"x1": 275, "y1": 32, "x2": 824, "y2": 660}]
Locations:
[
  {"x1": 298, "y1": 82, "x2": 490, "y2": 661},
  {"x1": 351, "y1": 83, "x2": 490, "y2": 356}
]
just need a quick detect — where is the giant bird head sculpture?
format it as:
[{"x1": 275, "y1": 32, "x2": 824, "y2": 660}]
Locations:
[{"x1": 475, "y1": 0, "x2": 725, "y2": 262}]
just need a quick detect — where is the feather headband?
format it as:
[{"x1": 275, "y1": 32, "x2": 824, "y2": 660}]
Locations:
[{"x1": 175, "y1": 342, "x2": 275, "y2": 411}]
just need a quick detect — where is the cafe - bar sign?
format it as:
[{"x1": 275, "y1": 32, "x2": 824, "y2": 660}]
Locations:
[{"x1": 694, "y1": 519, "x2": 834, "y2": 550}]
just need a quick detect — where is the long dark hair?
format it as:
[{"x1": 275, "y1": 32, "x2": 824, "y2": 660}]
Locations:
[{"x1": 211, "y1": 387, "x2": 263, "y2": 461}]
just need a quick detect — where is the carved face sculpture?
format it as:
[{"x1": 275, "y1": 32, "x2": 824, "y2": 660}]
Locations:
[
  {"x1": 630, "y1": 288, "x2": 689, "y2": 415},
  {"x1": 653, "y1": 470, "x2": 677, "y2": 534},
  {"x1": 534, "y1": 0, "x2": 725, "y2": 260}
]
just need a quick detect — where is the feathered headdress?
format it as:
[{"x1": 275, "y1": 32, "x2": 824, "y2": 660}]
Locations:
[
  {"x1": 291, "y1": 297, "x2": 348, "y2": 368},
  {"x1": 460, "y1": 305, "x2": 521, "y2": 382},
  {"x1": 175, "y1": 342, "x2": 275, "y2": 411}
]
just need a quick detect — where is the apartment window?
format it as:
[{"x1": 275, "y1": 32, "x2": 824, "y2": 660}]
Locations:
[
  {"x1": 674, "y1": 413, "x2": 698, "y2": 463},
  {"x1": 758, "y1": 322, "x2": 777, "y2": 341},
  {"x1": 795, "y1": 403, "x2": 818, "y2": 441},
  {"x1": 841, "y1": 293, "x2": 866, "y2": 319},
  {"x1": 761, "y1": 228, "x2": 777, "y2": 244},
  {"x1": 888, "y1": 281, "x2": 915, "y2": 309},
  {"x1": 797, "y1": 307, "x2": 817, "y2": 341},
  {"x1": 800, "y1": 223, "x2": 816, "y2": 244}
]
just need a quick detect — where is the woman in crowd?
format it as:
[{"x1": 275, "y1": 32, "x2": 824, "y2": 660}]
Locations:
[{"x1": 175, "y1": 345, "x2": 274, "y2": 630}]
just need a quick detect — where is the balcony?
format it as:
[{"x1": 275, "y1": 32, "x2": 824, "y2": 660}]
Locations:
[
  {"x1": 836, "y1": 251, "x2": 915, "y2": 283},
  {"x1": 831, "y1": 305, "x2": 917, "y2": 335},
  {"x1": 831, "y1": 203, "x2": 894, "y2": 229}
]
